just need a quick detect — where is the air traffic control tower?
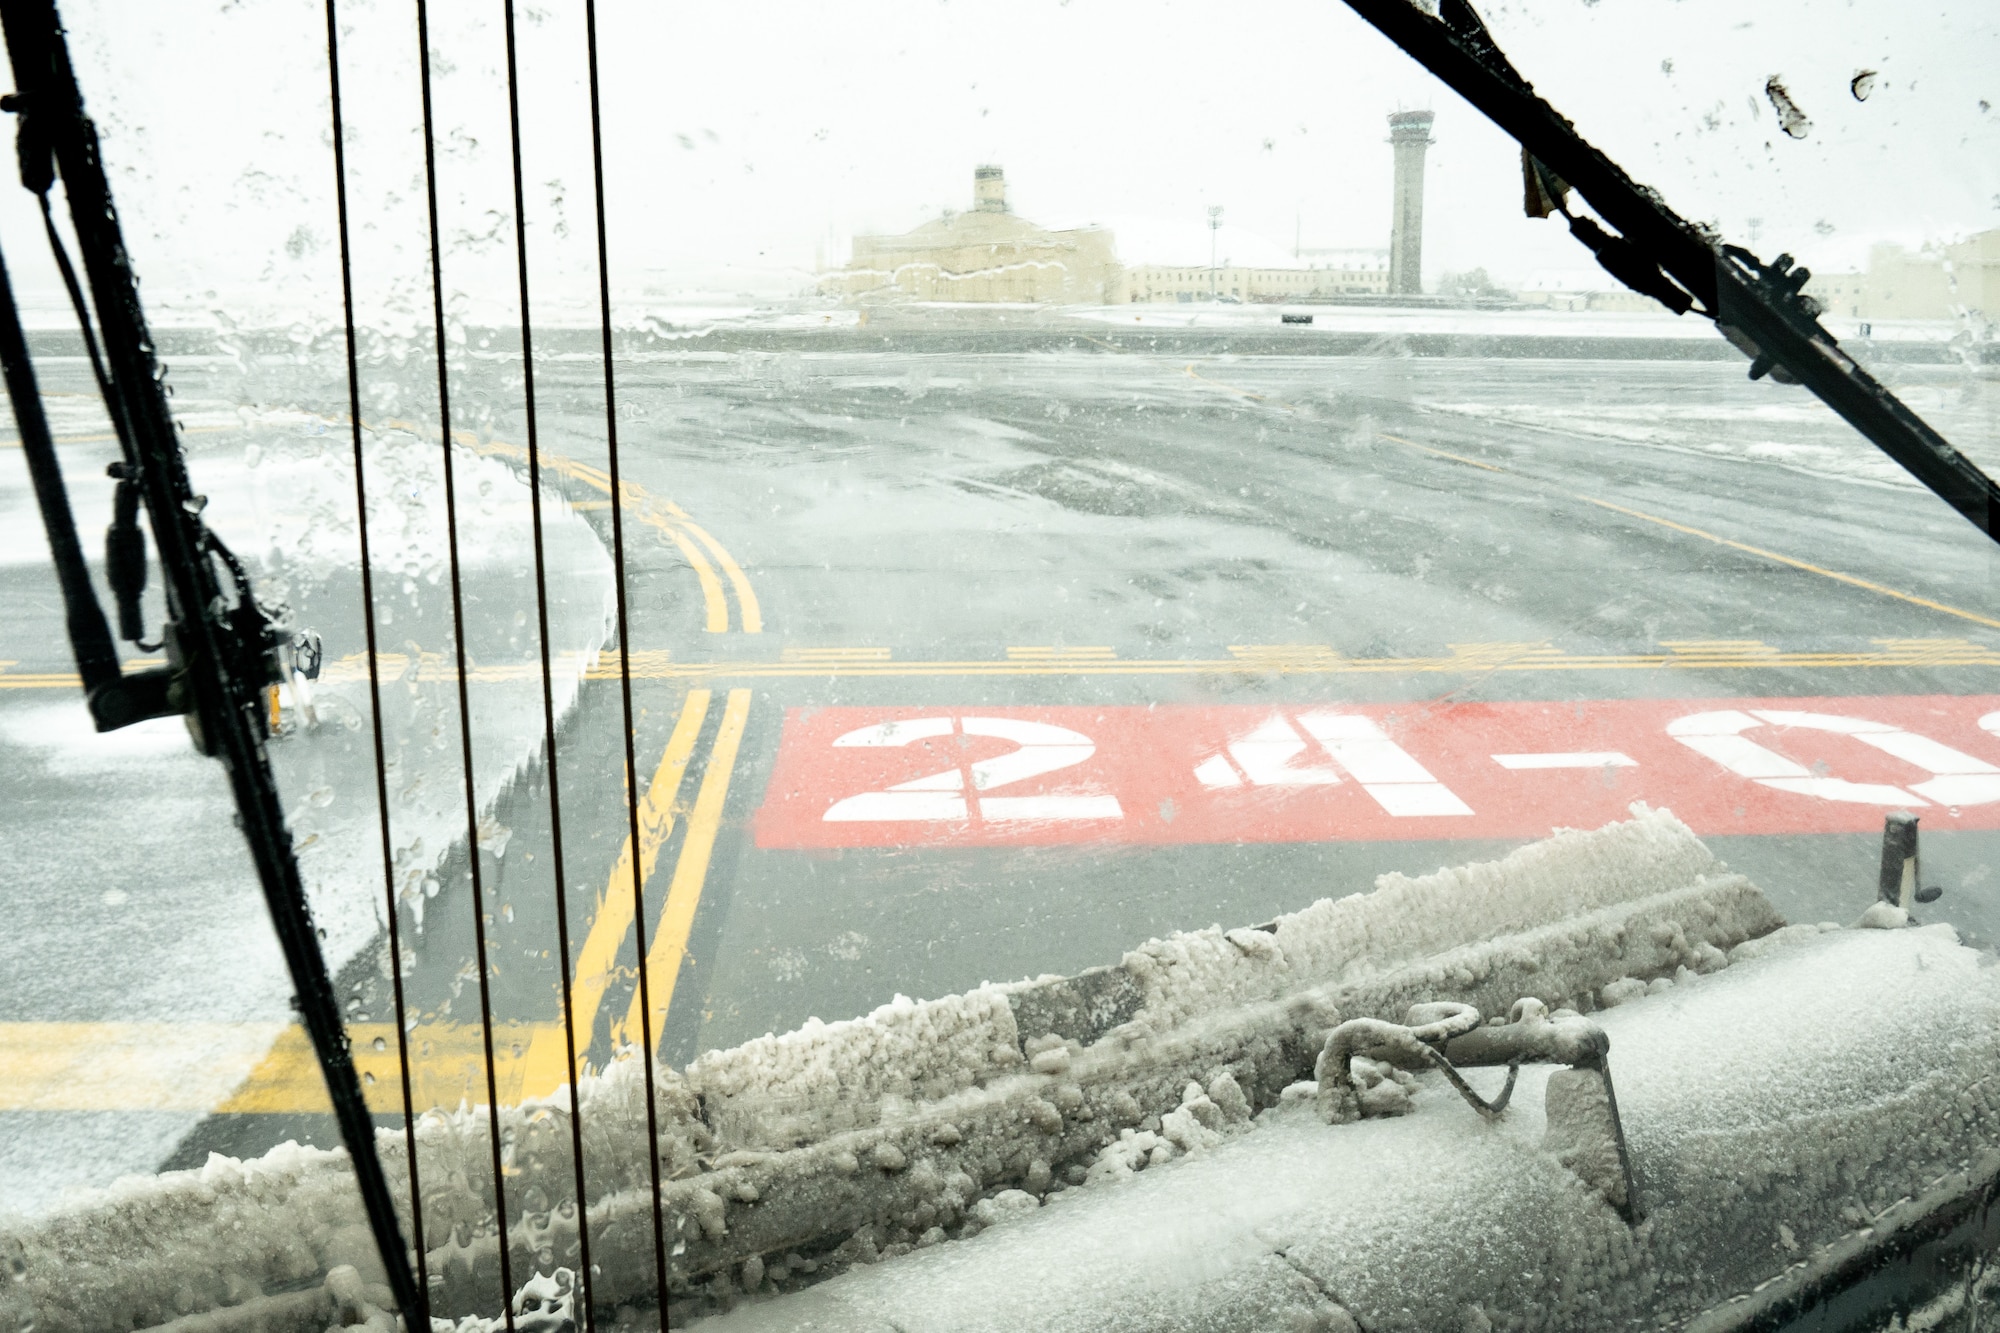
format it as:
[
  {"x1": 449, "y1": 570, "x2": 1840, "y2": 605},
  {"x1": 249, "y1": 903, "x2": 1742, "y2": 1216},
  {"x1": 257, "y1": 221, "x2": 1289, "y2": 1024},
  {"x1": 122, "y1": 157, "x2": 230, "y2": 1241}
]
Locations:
[{"x1": 1387, "y1": 109, "x2": 1435, "y2": 295}]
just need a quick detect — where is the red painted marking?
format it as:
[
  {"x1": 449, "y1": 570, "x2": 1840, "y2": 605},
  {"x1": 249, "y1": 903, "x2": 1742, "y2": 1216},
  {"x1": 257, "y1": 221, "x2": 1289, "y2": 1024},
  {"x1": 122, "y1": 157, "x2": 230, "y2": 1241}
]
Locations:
[{"x1": 752, "y1": 696, "x2": 2000, "y2": 849}]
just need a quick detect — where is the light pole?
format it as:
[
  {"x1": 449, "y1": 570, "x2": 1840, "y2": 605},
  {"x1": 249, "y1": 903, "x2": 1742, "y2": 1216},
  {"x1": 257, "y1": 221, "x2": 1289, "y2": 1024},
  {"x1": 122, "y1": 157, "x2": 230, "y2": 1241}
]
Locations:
[{"x1": 1208, "y1": 205, "x2": 1223, "y2": 302}]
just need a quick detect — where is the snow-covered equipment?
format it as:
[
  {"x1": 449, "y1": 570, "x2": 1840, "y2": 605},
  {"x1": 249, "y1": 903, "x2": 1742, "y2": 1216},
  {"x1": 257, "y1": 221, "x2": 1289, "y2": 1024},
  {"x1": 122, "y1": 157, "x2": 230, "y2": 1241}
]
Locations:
[
  {"x1": 1878, "y1": 812, "x2": 1945, "y2": 909},
  {"x1": 1318, "y1": 1000, "x2": 1642, "y2": 1223},
  {"x1": 290, "y1": 629, "x2": 325, "y2": 684},
  {"x1": 684, "y1": 909, "x2": 2000, "y2": 1333},
  {"x1": 17, "y1": 807, "x2": 2000, "y2": 1331}
]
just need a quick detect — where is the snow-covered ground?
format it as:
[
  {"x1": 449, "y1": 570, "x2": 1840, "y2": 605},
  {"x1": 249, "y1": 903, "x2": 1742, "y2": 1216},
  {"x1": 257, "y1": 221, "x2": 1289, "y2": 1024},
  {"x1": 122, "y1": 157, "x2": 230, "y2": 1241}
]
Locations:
[
  {"x1": 1416, "y1": 376, "x2": 2000, "y2": 492},
  {"x1": 0, "y1": 384, "x2": 615, "y2": 1216},
  {"x1": 1070, "y1": 301, "x2": 1981, "y2": 345},
  {"x1": 1076, "y1": 302, "x2": 1715, "y2": 339}
]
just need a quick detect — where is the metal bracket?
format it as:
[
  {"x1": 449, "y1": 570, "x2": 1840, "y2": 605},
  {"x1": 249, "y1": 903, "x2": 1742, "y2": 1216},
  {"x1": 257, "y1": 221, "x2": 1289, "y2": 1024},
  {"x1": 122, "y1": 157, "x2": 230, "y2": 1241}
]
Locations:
[{"x1": 1318, "y1": 1000, "x2": 1644, "y2": 1223}]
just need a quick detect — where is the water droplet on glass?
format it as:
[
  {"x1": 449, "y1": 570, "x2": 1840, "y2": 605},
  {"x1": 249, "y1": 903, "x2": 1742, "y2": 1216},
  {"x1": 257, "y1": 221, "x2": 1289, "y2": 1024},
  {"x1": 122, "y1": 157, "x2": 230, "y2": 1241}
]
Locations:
[{"x1": 1765, "y1": 76, "x2": 1812, "y2": 139}]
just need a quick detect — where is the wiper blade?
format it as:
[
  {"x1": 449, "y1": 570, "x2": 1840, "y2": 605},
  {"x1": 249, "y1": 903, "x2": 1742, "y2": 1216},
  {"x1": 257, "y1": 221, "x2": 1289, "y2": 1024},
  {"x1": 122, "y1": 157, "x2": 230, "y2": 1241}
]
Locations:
[
  {"x1": 0, "y1": 0, "x2": 426, "y2": 1320},
  {"x1": 1344, "y1": 0, "x2": 2000, "y2": 545}
]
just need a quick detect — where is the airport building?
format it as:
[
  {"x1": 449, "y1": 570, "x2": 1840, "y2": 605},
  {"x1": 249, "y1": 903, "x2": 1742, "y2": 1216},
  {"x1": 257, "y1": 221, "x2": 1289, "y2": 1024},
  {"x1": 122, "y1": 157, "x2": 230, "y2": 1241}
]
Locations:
[
  {"x1": 821, "y1": 167, "x2": 1121, "y2": 305},
  {"x1": 826, "y1": 110, "x2": 1434, "y2": 307},
  {"x1": 1123, "y1": 254, "x2": 1389, "y2": 304},
  {"x1": 1805, "y1": 230, "x2": 2000, "y2": 321}
]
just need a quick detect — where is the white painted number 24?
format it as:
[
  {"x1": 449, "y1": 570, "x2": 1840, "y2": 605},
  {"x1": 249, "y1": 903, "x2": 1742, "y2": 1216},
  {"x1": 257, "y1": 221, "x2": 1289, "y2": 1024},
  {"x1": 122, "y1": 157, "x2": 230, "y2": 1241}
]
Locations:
[{"x1": 824, "y1": 717, "x2": 1124, "y2": 823}]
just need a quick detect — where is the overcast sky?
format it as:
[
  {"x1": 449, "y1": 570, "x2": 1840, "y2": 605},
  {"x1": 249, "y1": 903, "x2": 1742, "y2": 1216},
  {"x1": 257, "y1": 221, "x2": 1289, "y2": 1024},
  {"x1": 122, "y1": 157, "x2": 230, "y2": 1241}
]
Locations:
[{"x1": 0, "y1": 0, "x2": 1991, "y2": 325}]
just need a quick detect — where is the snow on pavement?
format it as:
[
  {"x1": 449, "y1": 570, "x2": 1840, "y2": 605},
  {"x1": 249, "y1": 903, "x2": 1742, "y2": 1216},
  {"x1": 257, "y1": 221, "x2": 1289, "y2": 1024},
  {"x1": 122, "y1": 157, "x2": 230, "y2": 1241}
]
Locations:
[{"x1": 0, "y1": 410, "x2": 615, "y2": 1217}]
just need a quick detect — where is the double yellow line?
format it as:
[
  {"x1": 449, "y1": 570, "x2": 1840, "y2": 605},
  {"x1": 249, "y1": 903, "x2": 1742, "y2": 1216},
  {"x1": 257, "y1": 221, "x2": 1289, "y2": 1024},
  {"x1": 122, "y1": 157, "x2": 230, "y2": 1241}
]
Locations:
[
  {"x1": 472, "y1": 436, "x2": 762, "y2": 635},
  {"x1": 0, "y1": 416, "x2": 767, "y2": 1113},
  {"x1": 517, "y1": 685, "x2": 753, "y2": 1094},
  {"x1": 0, "y1": 689, "x2": 758, "y2": 1116},
  {"x1": 372, "y1": 417, "x2": 761, "y2": 635}
]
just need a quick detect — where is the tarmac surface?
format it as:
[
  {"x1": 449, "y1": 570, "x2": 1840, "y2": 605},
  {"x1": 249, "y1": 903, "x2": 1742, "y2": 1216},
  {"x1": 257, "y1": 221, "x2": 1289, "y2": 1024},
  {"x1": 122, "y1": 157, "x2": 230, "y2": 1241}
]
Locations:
[{"x1": 5, "y1": 318, "x2": 2000, "y2": 1206}]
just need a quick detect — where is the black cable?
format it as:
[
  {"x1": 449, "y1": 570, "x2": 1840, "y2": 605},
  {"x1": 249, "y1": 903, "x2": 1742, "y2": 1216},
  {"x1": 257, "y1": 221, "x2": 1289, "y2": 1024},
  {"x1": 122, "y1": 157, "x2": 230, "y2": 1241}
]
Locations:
[
  {"x1": 37, "y1": 193, "x2": 114, "y2": 411},
  {"x1": 497, "y1": 2, "x2": 596, "y2": 1324},
  {"x1": 411, "y1": 0, "x2": 517, "y2": 1322},
  {"x1": 37, "y1": 192, "x2": 151, "y2": 645},
  {"x1": 581, "y1": 1, "x2": 675, "y2": 1317},
  {"x1": 323, "y1": 1, "x2": 431, "y2": 1318},
  {"x1": 0, "y1": 229, "x2": 119, "y2": 693}
]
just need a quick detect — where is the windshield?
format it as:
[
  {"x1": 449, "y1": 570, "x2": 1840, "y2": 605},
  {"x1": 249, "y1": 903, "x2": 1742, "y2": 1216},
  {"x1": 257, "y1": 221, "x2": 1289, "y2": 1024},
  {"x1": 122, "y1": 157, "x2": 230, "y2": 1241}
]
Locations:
[{"x1": 2, "y1": 1, "x2": 1997, "y2": 1329}]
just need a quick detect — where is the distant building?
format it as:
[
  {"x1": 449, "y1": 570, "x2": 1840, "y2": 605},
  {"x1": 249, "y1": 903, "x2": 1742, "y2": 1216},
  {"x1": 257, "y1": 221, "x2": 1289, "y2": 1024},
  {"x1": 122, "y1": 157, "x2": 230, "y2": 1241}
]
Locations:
[
  {"x1": 826, "y1": 135, "x2": 1459, "y2": 308},
  {"x1": 1804, "y1": 229, "x2": 2000, "y2": 321},
  {"x1": 1951, "y1": 229, "x2": 2000, "y2": 317},
  {"x1": 823, "y1": 166, "x2": 1121, "y2": 304},
  {"x1": 1117, "y1": 215, "x2": 1388, "y2": 304},
  {"x1": 1804, "y1": 269, "x2": 1869, "y2": 319},
  {"x1": 1125, "y1": 253, "x2": 1389, "y2": 304}
]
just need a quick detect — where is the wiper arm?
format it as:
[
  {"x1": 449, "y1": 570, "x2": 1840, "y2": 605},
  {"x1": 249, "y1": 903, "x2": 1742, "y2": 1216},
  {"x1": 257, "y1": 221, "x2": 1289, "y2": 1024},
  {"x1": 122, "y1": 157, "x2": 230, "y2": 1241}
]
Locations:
[
  {"x1": 1344, "y1": 0, "x2": 2000, "y2": 545},
  {"x1": 0, "y1": 0, "x2": 425, "y2": 1320}
]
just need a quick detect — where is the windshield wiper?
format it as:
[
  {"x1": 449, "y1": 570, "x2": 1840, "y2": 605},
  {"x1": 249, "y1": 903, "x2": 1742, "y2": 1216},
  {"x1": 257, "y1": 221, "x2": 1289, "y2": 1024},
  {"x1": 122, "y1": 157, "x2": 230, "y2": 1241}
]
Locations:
[
  {"x1": 0, "y1": 0, "x2": 424, "y2": 1320},
  {"x1": 1344, "y1": 0, "x2": 2000, "y2": 546}
]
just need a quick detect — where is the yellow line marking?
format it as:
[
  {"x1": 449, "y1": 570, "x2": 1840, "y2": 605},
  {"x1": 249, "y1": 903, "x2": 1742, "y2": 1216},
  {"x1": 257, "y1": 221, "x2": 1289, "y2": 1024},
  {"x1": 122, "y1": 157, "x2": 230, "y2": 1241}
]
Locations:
[
  {"x1": 592, "y1": 648, "x2": 677, "y2": 674},
  {"x1": 0, "y1": 1020, "x2": 560, "y2": 1114},
  {"x1": 1228, "y1": 645, "x2": 1346, "y2": 666},
  {"x1": 675, "y1": 517, "x2": 764, "y2": 634},
  {"x1": 467, "y1": 434, "x2": 736, "y2": 634},
  {"x1": 222, "y1": 1022, "x2": 551, "y2": 1114},
  {"x1": 0, "y1": 1021, "x2": 287, "y2": 1112},
  {"x1": 1007, "y1": 645, "x2": 1118, "y2": 660},
  {"x1": 1378, "y1": 432, "x2": 1507, "y2": 473},
  {"x1": 1660, "y1": 640, "x2": 1781, "y2": 661},
  {"x1": 6, "y1": 645, "x2": 2000, "y2": 690},
  {"x1": 783, "y1": 646, "x2": 893, "y2": 662},
  {"x1": 12, "y1": 697, "x2": 720, "y2": 1113},
  {"x1": 623, "y1": 688, "x2": 752, "y2": 1050},
  {"x1": 380, "y1": 419, "x2": 753, "y2": 634},
  {"x1": 1182, "y1": 362, "x2": 1289, "y2": 408},
  {"x1": 1580, "y1": 496, "x2": 2000, "y2": 632},
  {"x1": 653, "y1": 520, "x2": 731, "y2": 633},
  {"x1": 12, "y1": 692, "x2": 730, "y2": 1114},
  {"x1": 519, "y1": 689, "x2": 712, "y2": 1089}
]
